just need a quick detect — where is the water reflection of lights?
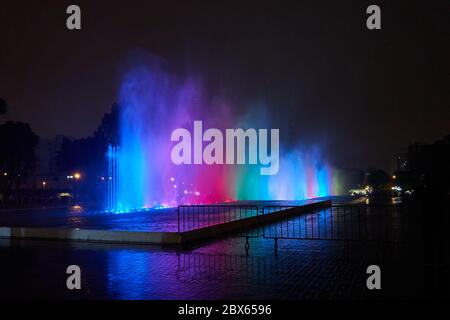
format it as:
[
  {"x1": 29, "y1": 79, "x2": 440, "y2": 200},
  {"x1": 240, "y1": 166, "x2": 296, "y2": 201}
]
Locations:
[
  {"x1": 177, "y1": 253, "x2": 268, "y2": 284},
  {"x1": 391, "y1": 197, "x2": 402, "y2": 204},
  {"x1": 104, "y1": 247, "x2": 354, "y2": 299},
  {"x1": 71, "y1": 205, "x2": 84, "y2": 212}
]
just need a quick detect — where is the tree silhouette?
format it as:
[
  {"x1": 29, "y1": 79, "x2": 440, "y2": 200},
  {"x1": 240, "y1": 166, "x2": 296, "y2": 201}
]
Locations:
[
  {"x1": 366, "y1": 169, "x2": 390, "y2": 190},
  {"x1": 0, "y1": 98, "x2": 7, "y2": 115},
  {"x1": 0, "y1": 121, "x2": 39, "y2": 189},
  {"x1": 93, "y1": 102, "x2": 119, "y2": 146},
  {"x1": 56, "y1": 103, "x2": 119, "y2": 196}
]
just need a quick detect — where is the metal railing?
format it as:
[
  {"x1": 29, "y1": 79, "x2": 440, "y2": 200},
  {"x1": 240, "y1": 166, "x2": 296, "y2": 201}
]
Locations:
[
  {"x1": 177, "y1": 204, "x2": 409, "y2": 253},
  {"x1": 177, "y1": 205, "x2": 259, "y2": 232},
  {"x1": 177, "y1": 253, "x2": 268, "y2": 284},
  {"x1": 260, "y1": 205, "x2": 408, "y2": 244}
]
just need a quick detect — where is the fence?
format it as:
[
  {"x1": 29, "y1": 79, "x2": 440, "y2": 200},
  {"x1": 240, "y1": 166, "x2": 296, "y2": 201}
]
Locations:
[
  {"x1": 260, "y1": 205, "x2": 408, "y2": 243},
  {"x1": 177, "y1": 205, "x2": 259, "y2": 232},
  {"x1": 177, "y1": 204, "x2": 409, "y2": 250}
]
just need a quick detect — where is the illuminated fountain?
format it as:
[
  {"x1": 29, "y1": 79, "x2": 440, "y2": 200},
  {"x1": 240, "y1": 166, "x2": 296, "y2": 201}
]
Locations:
[{"x1": 106, "y1": 63, "x2": 341, "y2": 212}]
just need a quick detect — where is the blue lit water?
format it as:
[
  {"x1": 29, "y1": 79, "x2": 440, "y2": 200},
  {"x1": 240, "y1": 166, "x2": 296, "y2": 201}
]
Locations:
[{"x1": 0, "y1": 197, "x2": 347, "y2": 232}]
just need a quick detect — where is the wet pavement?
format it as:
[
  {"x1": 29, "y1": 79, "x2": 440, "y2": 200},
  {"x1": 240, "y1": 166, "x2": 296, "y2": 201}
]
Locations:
[
  {"x1": 0, "y1": 197, "x2": 424, "y2": 300},
  {"x1": 0, "y1": 235, "x2": 419, "y2": 299}
]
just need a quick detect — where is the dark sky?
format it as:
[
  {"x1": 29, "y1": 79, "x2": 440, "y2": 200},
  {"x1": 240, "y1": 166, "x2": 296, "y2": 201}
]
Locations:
[{"x1": 0, "y1": 0, "x2": 448, "y2": 171}]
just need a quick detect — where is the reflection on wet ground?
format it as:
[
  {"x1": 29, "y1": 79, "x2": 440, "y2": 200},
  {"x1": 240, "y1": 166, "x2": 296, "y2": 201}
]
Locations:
[{"x1": 0, "y1": 199, "x2": 422, "y2": 299}]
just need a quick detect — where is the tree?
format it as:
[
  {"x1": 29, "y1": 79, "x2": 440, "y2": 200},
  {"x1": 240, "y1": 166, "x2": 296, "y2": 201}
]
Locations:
[
  {"x1": 0, "y1": 98, "x2": 7, "y2": 115},
  {"x1": 366, "y1": 169, "x2": 389, "y2": 190},
  {"x1": 57, "y1": 103, "x2": 119, "y2": 171},
  {"x1": 407, "y1": 135, "x2": 450, "y2": 192},
  {"x1": 56, "y1": 103, "x2": 120, "y2": 198},
  {"x1": 0, "y1": 121, "x2": 40, "y2": 189},
  {"x1": 93, "y1": 102, "x2": 119, "y2": 146}
]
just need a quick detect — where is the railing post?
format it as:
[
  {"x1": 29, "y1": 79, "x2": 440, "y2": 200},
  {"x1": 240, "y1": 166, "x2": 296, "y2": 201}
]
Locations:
[{"x1": 177, "y1": 206, "x2": 180, "y2": 233}]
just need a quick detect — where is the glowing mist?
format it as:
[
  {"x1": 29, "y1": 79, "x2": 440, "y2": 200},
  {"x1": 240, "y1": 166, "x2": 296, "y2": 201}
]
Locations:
[{"x1": 106, "y1": 63, "x2": 341, "y2": 212}]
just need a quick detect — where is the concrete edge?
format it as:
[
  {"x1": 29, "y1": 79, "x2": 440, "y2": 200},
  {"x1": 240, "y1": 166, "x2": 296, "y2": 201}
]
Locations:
[
  {"x1": 0, "y1": 200, "x2": 331, "y2": 246},
  {"x1": 0, "y1": 227, "x2": 182, "y2": 245}
]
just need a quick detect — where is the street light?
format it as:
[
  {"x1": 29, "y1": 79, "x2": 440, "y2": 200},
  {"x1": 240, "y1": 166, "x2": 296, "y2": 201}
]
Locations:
[{"x1": 73, "y1": 172, "x2": 81, "y2": 180}]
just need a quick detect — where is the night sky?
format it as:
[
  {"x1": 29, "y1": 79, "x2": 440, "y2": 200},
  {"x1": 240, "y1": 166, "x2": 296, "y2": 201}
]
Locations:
[{"x1": 0, "y1": 0, "x2": 448, "y2": 171}]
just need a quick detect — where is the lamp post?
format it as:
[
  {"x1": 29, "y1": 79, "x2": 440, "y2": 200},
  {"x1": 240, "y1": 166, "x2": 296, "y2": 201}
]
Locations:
[{"x1": 67, "y1": 172, "x2": 82, "y2": 203}]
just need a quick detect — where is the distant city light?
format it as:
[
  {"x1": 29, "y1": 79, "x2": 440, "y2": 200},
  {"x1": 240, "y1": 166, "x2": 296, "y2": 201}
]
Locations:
[
  {"x1": 349, "y1": 188, "x2": 368, "y2": 196},
  {"x1": 73, "y1": 172, "x2": 81, "y2": 180},
  {"x1": 392, "y1": 175, "x2": 396, "y2": 179},
  {"x1": 170, "y1": 177, "x2": 175, "y2": 182},
  {"x1": 3, "y1": 172, "x2": 7, "y2": 176},
  {"x1": 42, "y1": 181, "x2": 47, "y2": 188},
  {"x1": 58, "y1": 192, "x2": 71, "y2": 198}
]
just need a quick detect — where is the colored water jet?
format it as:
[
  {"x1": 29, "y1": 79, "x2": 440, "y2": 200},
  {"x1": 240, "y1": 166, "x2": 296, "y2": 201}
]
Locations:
[{"x1": 106, "y1": 63, "x2": 341, "y2": 212}]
